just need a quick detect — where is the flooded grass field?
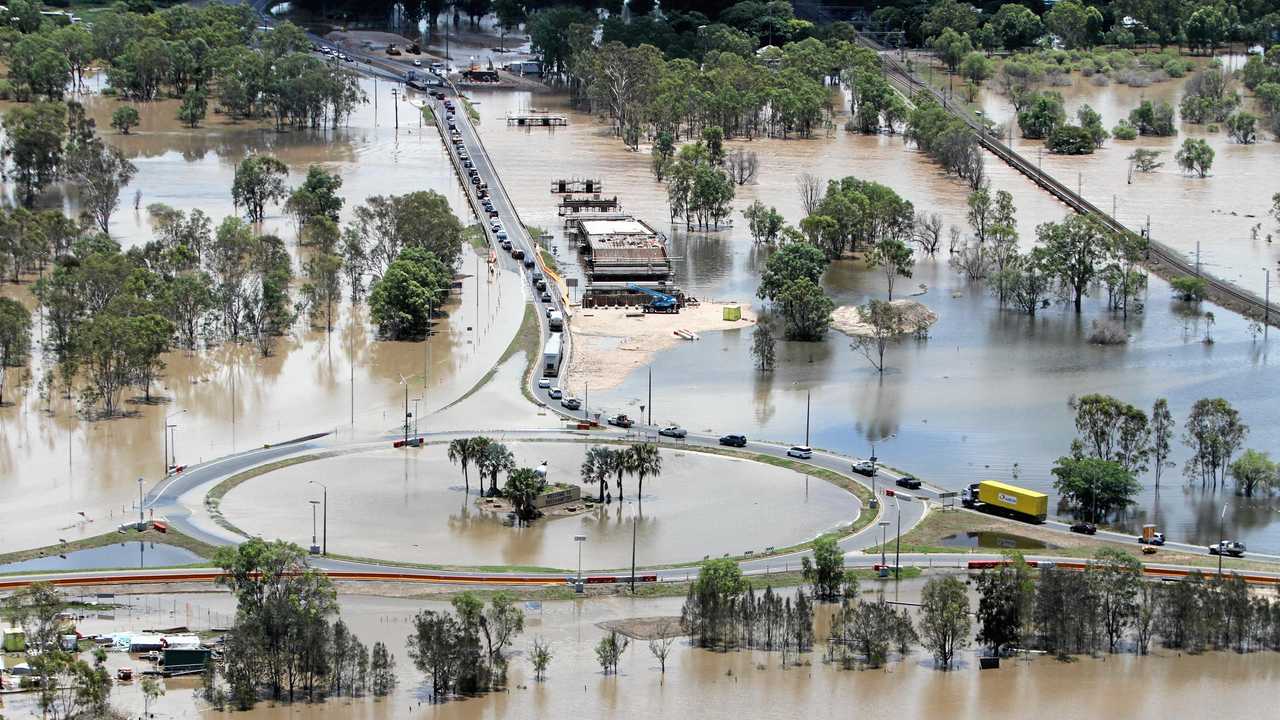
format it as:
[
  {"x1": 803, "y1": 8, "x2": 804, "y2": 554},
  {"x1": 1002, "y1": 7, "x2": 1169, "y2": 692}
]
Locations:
[{"x1": 219, "y1": 442, "x2": 859, "y2": 568}]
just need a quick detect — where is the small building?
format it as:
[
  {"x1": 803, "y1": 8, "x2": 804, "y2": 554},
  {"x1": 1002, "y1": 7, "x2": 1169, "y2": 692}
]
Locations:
[
  {"x1": 3, "y1": 628, "x2": 26, "y2": 652},
  {"x1": 503, "y1": 60, "x2": 543, "y2": 76},
  {"x1": 160, "y1": 647, "x2": 212, "y2": 676}
]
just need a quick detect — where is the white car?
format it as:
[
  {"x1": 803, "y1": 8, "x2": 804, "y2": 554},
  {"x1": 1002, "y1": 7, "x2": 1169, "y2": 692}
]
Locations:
[
  {"x1": 658, "y1": 425, "x2": 687, "y2": 439},
  {"x1": 537, "y1": 378, "x2": 551, "y2": 389},
  {"x1": 413, "y1": 59, "x2": 422, "y2": 67},
  {"x1": 787, "y1": 445, "x2": 813, "y2": 459},
  {"x1": 549, "y1": 387, "x2": 563, "y2": 399}
]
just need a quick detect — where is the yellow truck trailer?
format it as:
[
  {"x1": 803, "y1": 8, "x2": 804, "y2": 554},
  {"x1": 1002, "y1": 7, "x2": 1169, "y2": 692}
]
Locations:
[{"x1": 962, "y1": 480, "x2": 1048, "y2": 523}]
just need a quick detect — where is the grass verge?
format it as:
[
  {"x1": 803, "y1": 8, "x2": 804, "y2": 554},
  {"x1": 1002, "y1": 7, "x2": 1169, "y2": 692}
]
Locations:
[
  {"x1": 863, "y1": 507, "x2": 1273, "y2": 574},
  {"x1": 460, "y1": 95, "x2": 480, "y2": 123},
  {"x1": 0, "y1": 526, "x2": 218, "y2": 572}
]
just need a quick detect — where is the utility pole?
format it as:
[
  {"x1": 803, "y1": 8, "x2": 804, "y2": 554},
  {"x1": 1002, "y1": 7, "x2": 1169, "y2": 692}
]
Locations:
[
  {"x1": 1264, "y1": 268, "x2": 1271, "y2": 331},
  {"x1": 804, "y1": 390, "x2": 811, "y2": 446},
  {"x1": 137, "y1": 477, "x2": 144, "y2": 529},
  {"x1": 630, "y1": 514, "x2": 638, "y2": 594},
  {"x1": 647, "y1": 367, "x2": 652, "y2": 426},
  {"x1": 374, "y1": 75, "x2": 378, "y2": 124},
  {"x1": 412, "y1": 398, "x2": 421, "y2": 439},
  {"x1": 309, "y1": 480, "x2": 328, "y2": 556},
  {"x1": 392, "y1": 87, "x2": 399, "y2": 129}
]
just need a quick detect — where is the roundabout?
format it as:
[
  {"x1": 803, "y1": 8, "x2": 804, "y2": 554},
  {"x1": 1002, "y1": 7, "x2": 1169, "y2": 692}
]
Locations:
[{"x1": 214, "y1": 440, "x2": 862, "y2": 569}]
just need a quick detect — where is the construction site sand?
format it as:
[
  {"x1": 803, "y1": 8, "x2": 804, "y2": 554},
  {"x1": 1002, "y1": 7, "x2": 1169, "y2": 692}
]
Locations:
[{"x1": 564, "y1": 302, "x2": 756, "y2": 394}]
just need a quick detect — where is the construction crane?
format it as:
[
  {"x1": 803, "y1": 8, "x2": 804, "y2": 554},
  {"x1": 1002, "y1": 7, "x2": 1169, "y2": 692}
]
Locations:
[{"x1": 627, "y1": 283, "x2": 678, "y2": 313}]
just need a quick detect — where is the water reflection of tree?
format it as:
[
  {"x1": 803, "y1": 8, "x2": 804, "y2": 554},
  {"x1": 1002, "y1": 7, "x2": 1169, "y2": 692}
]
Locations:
[
  {"x1": 1184, "y1": 485, "x2": 1278, "y2": 544},
  {"x1": 854, "y1": 377, "x2": 901, "y2": 444},
  {"x1": 752, "y1": 367, "x2": 776, "y2": 426}
]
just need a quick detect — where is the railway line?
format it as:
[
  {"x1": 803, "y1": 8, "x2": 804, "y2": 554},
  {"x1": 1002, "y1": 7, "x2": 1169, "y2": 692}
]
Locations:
[{"x1": 863, "y1": 35, "x2": 1278, "y2": 324}]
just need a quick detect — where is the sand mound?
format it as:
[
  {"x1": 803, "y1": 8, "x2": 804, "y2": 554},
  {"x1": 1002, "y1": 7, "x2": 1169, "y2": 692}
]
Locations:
[{"x1": 831, "y1": 299, "x2": 937, "y2": 337}]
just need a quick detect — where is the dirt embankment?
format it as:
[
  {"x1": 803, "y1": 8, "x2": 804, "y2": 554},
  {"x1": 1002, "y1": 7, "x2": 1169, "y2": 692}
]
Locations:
[
  {"x1": 831, "y1": 299, "x2": 937, "y2": 337},
  {"x1": 563, "y1": 302, "x2": 756, "y2": 395}
]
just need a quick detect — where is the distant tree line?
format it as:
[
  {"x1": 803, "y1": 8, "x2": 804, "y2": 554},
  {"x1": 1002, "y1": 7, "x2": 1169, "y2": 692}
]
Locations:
[{"x1": 0, "y1": 5, "x2": 365, "y2": 130}]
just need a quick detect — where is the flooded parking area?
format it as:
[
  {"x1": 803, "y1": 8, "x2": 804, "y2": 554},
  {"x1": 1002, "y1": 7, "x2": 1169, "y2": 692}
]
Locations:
[{"x1": 218, "y1": 441, "x2": 859, "y2": 568}]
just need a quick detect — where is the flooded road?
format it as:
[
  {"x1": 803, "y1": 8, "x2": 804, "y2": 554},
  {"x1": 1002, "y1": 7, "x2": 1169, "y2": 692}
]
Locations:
[
  {"x1": 10, "y1": 585, "x2": 1277, "y2": 720},
  {"x1": 471, "y1": 89, "x2": 1280, "y2": 551},
  {"x1": 220, "y1": 442, "x2": 858, "y2": 568},
  {"x1": 0, "y1": 76, "x2": 543, "y2": 553}
]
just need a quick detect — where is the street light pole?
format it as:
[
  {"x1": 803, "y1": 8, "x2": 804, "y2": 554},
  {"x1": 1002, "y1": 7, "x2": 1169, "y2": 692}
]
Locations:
[
  {"x1": 630, "y1": 514, "x2": 638, "y2": 594},
  {"x1": 162, "y1": 409, "x2": 186, "y2": 476},
  {"x1": 647, "y1": 366, "x2": 652, "y2": 426},
  {"x1": 1218, "y1": 502, "x2": 1228, "y2": 577},
  {"x1": 878, "y1": 520, "x2": 890, "y2": 569},
  {"x1": 574, "y1": 534, "x2": 587, "y2": 593},
  {"x1": 412, "y1": 398, "x2": 421, "y2": 439},
  {"x1": 309, "y1": 480, "x2": 328, "y2": 556},
  {"x1": 137, "y1": 477, "x2": 145, "y2": 529},
  {"x1": 804, "y1": 390, "x2": 811, "y2": 446},
  {"x1": 894, "y1": 494, "x2": 902, "y2": 581},
  {"x1": 309, "y1": 500, "x2": 320, "y2": 555}
]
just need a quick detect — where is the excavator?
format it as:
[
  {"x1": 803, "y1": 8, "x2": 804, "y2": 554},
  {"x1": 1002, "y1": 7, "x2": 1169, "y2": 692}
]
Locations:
[{"x1": 626, "y1": 283, "x2": 678, "y2": 313}]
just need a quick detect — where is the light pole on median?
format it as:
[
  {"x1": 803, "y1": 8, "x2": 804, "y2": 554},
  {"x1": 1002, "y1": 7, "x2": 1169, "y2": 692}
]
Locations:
[
  {"x1": 137, "y1": 477, "x2": 145, "y2": 529},
  {"x1": 574, "y1": 534, "x2": 587, "y2": 593},
  {"x1": 878, "y1": 520, "x2": 890, "y2": 569},
  {"x1": 309, "y1": 500, "x2": 321, "y2": 555},
  {"x1": 309, "y1": 480, "x2": 328, "y2": 556}
]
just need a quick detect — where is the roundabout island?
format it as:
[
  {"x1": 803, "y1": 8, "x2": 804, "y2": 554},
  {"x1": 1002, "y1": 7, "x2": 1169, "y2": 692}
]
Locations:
[{"x1": 215, "y1": 439, "x2": 863, "y2": 570}]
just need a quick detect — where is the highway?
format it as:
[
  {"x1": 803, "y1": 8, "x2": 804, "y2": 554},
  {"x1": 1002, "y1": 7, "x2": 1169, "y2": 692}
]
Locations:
[{"x1": 3, "y1": 9, "x2": 1259, "y2": 592}]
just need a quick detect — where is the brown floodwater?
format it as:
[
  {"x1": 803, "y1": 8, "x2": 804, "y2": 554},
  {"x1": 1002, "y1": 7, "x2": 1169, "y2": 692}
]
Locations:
[
  {"x1": 966, "y1": 52, "x2": 1280, "y2": 298},
  {"x1": 469, "y1": 88, "x2": 1280, "y2": 551},
  {"x1": 8, "y1": 584, "x2": 1279, "y2": 719},
  {"x1": 219, "y1": 441, "x2": 858, "y2": 568},
  {"x1": 0, "y1": 75, "x2": 546, "y2": 552}
]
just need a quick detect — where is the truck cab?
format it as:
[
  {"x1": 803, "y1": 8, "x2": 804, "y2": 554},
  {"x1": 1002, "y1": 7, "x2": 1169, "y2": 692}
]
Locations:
[{"x1": 1209, "y1": 540, "x2": 1246, "y2": 557}]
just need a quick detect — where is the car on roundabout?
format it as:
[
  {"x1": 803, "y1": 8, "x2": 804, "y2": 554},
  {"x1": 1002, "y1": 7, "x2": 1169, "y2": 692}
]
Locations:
[
  {"x1": 548, "y1": 387, "x2": 563, "y2": 399},
  {"x1": 787, "y1": 445, "x2": 813, "y2": 459},
  {"x1": 851, "y1": 460, "x2": 876, "y2": 476},
  {"x1": 537, "y1": 378, "x2": 551, "y2": 389},
  {"x1": 1069, "y1": 522, "x2": 1097, "y2": 535},
  {"x1": 1209, "y1": 540, "x2": 1246, "y2": 557},
  {"x1": 895, "y1": 475, "x2": 921, "y2": 490},
  {"x1": 719, "y1": 434, "x2": 747, "y2": 448},
  {"x1": 608, "y1": 414, "x2": 634, "y2": 428},
  {"x1": 560, "y1": 396, "x2": 581, "y2": 410},
  {"x1": 658, "y1": 425, "x2": 687, "y2": 438}
]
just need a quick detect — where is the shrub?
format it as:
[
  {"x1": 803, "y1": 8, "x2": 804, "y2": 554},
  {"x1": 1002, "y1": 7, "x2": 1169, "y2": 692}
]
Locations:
[
  {"x1": 1111, "y1": 120, "x2": 1138, "y2": 140},
  {"x1": 1088, "y1": 319, "x2": 1128, "y2": 345},
  {"x1": 1047, "y1": 124, "x2": 1095, "y2": 154},
  {"x1": 1163, "y1": 59, "x2": 1187, "y2": 78},
  {"x1": 1171, "y1": 276, "x2": 1207, "y2": 302}
]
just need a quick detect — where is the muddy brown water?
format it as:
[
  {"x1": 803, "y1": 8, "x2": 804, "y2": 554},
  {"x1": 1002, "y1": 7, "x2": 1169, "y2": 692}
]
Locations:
[
  {"x1": 0, "y1": 76, "x2": 544, "y2": 552},
  {"x1": 968, "y1": 53, "x2": 1280, "y2": 299},
  {"x1": 469, "y1": 88, "x2": 1280, "y2": 551},
  {"x1": 218, "y1": 442, "x2": 858, "y2": 568},
  {"x1": 6, "y1": 586, "x2": 1278, "y2": 719}
]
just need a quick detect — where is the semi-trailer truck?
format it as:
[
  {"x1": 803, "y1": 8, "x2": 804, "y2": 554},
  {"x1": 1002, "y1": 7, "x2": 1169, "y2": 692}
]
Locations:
[{"x1": 961, "y1": 480, "x2": 1048, "y2": 523}]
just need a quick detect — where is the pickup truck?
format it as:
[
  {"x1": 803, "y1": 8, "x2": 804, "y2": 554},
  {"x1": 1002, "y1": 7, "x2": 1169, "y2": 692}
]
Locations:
[
  {"x1": 1209, "y1": 540, "x2": 1246, "y2": 557},
  {"x1": 608, "y1": 414, "x2": 634, "y2": 428}
]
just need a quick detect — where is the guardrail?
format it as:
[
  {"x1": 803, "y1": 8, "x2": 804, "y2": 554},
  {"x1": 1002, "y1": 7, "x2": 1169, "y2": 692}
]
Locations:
[{"x1": 860, "y1": 34, "x2": 1278, "y2": 324}]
